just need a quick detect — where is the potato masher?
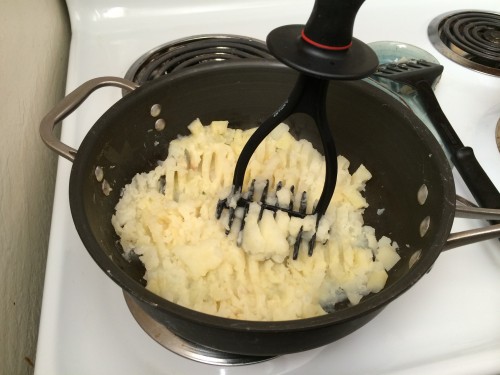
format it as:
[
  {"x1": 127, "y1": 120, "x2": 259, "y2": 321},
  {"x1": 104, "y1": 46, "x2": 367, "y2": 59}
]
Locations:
[{"x1": 216, "y1": 0, "x2": 379, "y2": 258}]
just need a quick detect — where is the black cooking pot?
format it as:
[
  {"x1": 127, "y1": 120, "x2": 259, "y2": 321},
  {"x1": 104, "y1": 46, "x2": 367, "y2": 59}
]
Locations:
[{"x1": 40, "y1": 59, "x2": 475, "y2": 356}]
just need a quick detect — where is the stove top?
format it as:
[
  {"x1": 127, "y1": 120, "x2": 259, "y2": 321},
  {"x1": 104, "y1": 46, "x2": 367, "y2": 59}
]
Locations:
[{"x1": 35, "y1": 1, "x2": 500, "y2": 374}]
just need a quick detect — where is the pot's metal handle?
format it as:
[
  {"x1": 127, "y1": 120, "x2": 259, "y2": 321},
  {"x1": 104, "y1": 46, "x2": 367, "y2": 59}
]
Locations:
[
  {"x1": 40, "y1": 77, "x2": 139, "y2": 162},
  {"x1": 443, "y1": 200, "x2": 500, "y2": 251},
  {"x1": 444, "y1": 224, "x2": 500, "y2": 251}
]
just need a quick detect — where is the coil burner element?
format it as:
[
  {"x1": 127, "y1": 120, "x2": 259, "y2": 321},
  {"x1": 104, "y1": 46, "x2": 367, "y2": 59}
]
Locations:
[
  {"x1": 428, "y1": 10, "x2": 500, "y2": 76},
  {"x1": 124, "y1": 35, "x2": 273, "y2": 86}
]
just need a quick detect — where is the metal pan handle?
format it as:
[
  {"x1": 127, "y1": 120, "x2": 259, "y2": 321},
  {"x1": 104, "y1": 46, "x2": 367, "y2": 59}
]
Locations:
[
  {"x1": 443, "y1": 198, "x2": 500, "y2": 250},
  {"x1": 40, "y1": 77, "x2": 139, "y2": 162}
]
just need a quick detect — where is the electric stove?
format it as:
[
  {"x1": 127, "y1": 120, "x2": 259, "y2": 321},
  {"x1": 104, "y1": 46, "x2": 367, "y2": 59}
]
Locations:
[{"x1": 35, "y1": 0, "x2": 500, "y2": 374}]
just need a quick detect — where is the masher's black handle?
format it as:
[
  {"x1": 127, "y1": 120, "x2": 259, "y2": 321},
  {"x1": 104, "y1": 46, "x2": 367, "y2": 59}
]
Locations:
[
  {"x1": 415, "y1": 81, "x2": 500, "y2": 223},
  {"x1": 303, "y1": 0, "x2": 365, "y2": 49}
]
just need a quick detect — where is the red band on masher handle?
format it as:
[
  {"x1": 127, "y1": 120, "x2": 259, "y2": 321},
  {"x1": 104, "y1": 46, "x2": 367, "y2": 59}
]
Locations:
[{"x1": 301, "y1": 29, "x2": 352, "y2": 51}]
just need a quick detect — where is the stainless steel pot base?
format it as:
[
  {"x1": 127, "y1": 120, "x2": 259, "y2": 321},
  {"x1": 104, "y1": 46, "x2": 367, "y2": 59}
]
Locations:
[{"x1": 123, "y1": 292, "x2": 276, "y2": 366}]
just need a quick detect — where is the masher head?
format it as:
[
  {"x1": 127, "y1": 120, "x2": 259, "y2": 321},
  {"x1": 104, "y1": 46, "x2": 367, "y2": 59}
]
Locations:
[{"x1": 216, "y1": 180, "x2": 319, "y2": 260}]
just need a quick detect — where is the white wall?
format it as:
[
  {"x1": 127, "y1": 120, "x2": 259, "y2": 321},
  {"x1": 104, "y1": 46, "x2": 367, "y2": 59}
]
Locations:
[{"x1": 0, "y1": 0, "x2": 70, "y2": 373}]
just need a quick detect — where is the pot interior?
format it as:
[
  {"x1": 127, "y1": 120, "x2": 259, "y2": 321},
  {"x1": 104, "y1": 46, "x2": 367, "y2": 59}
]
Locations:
[{"x1": 69, "y1": 60, "x2": 455, "y2": 323}]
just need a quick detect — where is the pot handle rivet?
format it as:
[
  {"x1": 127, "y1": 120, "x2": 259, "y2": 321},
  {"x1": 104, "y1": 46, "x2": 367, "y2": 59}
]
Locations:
[
  {"x1": 417, "y1": 184, "x2": 428, "y2": 205},
  {"x1": 150, "y1": 104, "x2": 162, "y2": 117},
  {"x1": 155, "y1": 119, "x2": 166, "y2": 131},
  {"x1": 419, "y1": 216, "x2": 431, "y2": 237}
]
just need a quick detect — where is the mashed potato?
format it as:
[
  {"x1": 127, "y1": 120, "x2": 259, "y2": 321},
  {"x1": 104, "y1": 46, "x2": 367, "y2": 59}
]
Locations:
[{"x1": 112, "y1": 119, "x2": 399, "y2": 321}]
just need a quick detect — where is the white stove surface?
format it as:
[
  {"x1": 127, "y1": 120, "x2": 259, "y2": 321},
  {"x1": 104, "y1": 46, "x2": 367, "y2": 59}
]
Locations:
[{"x1": 35, "y1": 0, "x2": 500, "y2": 374}]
